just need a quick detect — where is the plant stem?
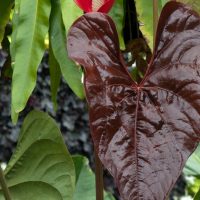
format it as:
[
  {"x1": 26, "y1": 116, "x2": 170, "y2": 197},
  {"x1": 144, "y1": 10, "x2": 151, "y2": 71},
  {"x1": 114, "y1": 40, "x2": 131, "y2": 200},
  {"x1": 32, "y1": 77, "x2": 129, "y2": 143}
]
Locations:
[
  {"x1": 95, "y1": 151, "x2": 104, "y2": 200},
  {"x1": 153, "y1": 0, "x2": 159, "y2": 48},
  {"x1": 0, "y1": 165, "x2": 12, "y2": 200}
]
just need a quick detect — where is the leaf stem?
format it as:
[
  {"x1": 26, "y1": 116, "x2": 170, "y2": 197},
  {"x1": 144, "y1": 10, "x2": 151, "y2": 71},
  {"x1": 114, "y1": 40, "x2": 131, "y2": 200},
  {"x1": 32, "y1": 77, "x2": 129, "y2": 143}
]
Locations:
[
  {"x1": 0, "y1": 165, "x2": 12, "y2": 200},
  {"x1": 95, "y1": 151, "x2": 104, "y2": 200},
  {"x1": 127, "y1": 0, "x2": 133, "y2": 41},
  {"x1": 153, "y1": 0, "x2": 159, "y2": 48}
]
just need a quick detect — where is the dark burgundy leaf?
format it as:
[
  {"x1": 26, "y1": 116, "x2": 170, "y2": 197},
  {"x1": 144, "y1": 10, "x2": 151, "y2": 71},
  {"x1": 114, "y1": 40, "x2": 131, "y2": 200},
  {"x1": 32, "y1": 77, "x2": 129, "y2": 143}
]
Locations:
[{"x1": 67, "y1": 2, "x2": 200, "y2": 200}]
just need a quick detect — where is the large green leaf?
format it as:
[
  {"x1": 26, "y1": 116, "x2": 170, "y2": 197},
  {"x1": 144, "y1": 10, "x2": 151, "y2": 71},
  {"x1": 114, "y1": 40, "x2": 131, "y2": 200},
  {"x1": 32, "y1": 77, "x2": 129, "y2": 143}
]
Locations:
[
  {"x1": 50, "y1": 0, "x2": 84, "y2": 99},
  {"x1": 11, "y1": 0, "x2": 51, "y2": 122},
  {"x1": 0, "y1": 110, "x2": 75, "y2": 200},
  {"x1": 0, "y1": 182, "x2": 63, "y2": 200},
  {"x1": 72, "y1": 155, "x2": 115, "y2": 200},
  {"x1": 0, "y1": 0, "x2": 14, "y2": 43}
]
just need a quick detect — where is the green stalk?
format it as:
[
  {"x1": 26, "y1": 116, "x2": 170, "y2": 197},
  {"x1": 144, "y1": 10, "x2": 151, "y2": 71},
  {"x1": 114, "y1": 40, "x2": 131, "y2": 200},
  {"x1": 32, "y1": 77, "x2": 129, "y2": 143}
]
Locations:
[{"x1": 0, "y1": 165, "x2": 12, "y2": 200}]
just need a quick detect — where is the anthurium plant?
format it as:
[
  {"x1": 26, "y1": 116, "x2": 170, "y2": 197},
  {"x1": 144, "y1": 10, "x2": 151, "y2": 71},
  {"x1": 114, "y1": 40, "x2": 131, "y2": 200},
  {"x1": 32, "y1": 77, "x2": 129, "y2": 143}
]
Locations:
[
  {"x1": 1, "y1": 0, "x2": 200, "y2": 200},
  {"x1": 67, "y1": 0, "x2": 200, "y2": 199}
]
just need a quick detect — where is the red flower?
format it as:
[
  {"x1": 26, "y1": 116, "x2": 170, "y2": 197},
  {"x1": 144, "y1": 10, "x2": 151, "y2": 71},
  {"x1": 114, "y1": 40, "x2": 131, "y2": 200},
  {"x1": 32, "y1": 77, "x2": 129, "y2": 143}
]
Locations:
[{"x1": 74, "y1": 0, "x2": 115, "y2": 13}]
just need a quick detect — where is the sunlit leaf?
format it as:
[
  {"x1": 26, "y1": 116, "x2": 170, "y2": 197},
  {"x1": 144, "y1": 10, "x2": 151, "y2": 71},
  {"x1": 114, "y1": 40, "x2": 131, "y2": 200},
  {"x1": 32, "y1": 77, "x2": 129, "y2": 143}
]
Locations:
[
  {"x1": 161, "y1": 0, "x2": 168, "y2": 7},
  {"x1": 11, "y1": 0, "x2": 51, "y2": 122},
  {"x1": 50, "y1": 0, "x2": 84, "y2": 99},
  {"x1": 184, "y1": 145, "x2": 200, "y2": 177},
  {"x1": 135, "y1": 0, "x2": 163, "y2": 50}
]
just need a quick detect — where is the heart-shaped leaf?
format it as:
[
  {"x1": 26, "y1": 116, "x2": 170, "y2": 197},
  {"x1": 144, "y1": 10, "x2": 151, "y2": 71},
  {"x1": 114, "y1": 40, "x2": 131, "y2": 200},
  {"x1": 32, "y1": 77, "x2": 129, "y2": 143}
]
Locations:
[{"x1": 67, "y1": 2, "x2": 200, "y2": 200}]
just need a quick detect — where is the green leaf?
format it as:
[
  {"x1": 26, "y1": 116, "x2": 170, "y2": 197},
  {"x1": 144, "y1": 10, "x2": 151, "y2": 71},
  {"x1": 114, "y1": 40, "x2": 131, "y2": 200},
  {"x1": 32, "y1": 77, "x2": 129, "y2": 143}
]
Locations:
[
  {"x1": 50, "y1": 0, "x2": 84, "y2": 99},
  {"x1": 0, "y1": 182, "x2": 63, "y2": 200},
  {"x1": 135, "y1": 0, "x2": 200, "y2": 50},
  {"x1": 194, "y1": 187, "x2": 200, "y2": 200},
  {"x1": 49, "y1": 43, "x2": 61, "y2": 111},
  {"x1": 61, "y1": 0, "x2": 124, "y2": 49},
  {"x1": 1, "y1": 110, "x2": 75, "y2": 200},
  {"x1": 10, "y1": 0, "x2": 21, "y2": 63},
  {"x1": 184, "y1": 144, "x2": 200, "y2": 177},
  {"x1": 72, "y1": 155, "x2": 115, "y2": 200},
  {"x1": 0, "y1": 0, "x2": 14, "y2": 43},
  {"x1": 161, "y1": 0, "x2": 168, "y2": 7},
  {"x1": 72, "y1": 156, "x2": 95, "y2": 200},
  {"x1": 109, "y1": 0, "x2": 125, "y2": 49},
  {"x1": 135, "y1": 0, "x2": 164, "y2": 50},
  {"x1": 179, "y1": 0, "x2": 200, "y2": 14},
  {"x1": 187, "y1": 178, "x2": 200, "y2": 197},
  {"x1": 11, "y1": 0, "x2": 51, "y2": 121},
  {"x1": 60, "y1": 0, "x2": 83, "y2": 33},
  {"x1": 104, "y1": 193, "x2": 115, "y2": 200}
]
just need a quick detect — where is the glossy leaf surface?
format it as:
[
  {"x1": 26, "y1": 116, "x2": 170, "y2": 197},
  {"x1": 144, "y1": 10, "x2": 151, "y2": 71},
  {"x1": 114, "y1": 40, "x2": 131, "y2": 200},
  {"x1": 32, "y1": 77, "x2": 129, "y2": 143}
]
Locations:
[
  {"x1": 74, "y1": 0, "x2": 115, "y2": 13},
  {"x1": 67, "y1": 2, "x2": 200, "y2": 200}
]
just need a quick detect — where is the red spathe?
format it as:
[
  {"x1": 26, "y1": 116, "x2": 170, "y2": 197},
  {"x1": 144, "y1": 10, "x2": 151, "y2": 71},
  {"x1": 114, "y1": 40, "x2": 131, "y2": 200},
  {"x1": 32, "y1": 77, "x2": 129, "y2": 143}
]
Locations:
[{"x1": 74, "y1": 0, "x2": 115, "y2": 13}]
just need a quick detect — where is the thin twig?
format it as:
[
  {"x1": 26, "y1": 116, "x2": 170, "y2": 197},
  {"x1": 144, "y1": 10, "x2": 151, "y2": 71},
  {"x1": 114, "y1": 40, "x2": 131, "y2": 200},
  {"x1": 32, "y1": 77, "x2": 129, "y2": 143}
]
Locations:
[
  {"x1": 153, "y1": 0, "x2": 159, "y2": 48},
  {"x1": 0, "y1": 165, "x2": 12, "y2": 200},
  {"x1": 95, "y1": 151, "x2": 104, "y2": 200}
]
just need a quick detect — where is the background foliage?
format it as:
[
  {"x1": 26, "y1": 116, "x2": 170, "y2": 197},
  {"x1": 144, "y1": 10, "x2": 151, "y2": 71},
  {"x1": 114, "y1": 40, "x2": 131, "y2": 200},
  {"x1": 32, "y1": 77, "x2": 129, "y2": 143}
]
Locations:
[{"x1": 1, "y1": 0, "x2": 200, "y2": 199}]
